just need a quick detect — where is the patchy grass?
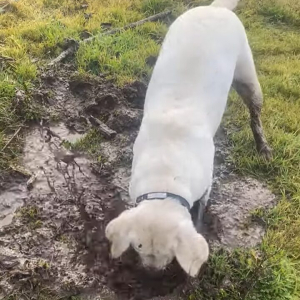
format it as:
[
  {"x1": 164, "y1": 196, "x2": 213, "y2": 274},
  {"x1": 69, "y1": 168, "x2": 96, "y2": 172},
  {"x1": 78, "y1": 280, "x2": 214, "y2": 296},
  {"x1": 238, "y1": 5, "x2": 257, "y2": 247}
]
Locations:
[
  {"x1": 191, "y1": 0, "x2": 300, "y2": 299},
  {"x1": 1, "y1": 0, "x2": 300, "y2": 299},
  {"x1": 66, "y1": 129, "x2": 104, "y2": 162},
  {"x1": 191, "y1": 248, "x2": 298, "y2": 300},
  {"x1": 17, "y1": 205, "x2": 43, "y2": 229},
  {"x1": 76, "y1": 26, "x2": 162, "y2": 84}
]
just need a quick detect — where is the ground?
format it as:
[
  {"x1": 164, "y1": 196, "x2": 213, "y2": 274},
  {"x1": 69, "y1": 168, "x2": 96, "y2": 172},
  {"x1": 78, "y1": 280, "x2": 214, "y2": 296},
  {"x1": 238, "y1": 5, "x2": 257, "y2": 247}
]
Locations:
[{"x1": 0, "y1": 0, "x2": 300, "y2": 299}]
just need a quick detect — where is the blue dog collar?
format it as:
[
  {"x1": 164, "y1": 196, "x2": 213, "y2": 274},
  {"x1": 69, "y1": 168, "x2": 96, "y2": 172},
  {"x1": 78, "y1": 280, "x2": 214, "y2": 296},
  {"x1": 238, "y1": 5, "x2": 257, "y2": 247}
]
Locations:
[{"x1": 136, "y1": 192, "x2": 190, "y2": 210}]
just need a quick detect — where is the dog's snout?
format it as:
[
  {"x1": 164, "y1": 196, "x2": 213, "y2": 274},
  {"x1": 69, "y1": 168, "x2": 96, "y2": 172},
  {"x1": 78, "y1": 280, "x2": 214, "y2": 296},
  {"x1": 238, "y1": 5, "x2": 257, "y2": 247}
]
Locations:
[
  {"x1": 141, "y1": 254, "x2": 156, "y2": 267},
  {"x1": 146, "y1": 254, "x2": 155, "y2": 263},
  {"x1": 141, "y1": 254, "x2": 171, "y2": 271}
]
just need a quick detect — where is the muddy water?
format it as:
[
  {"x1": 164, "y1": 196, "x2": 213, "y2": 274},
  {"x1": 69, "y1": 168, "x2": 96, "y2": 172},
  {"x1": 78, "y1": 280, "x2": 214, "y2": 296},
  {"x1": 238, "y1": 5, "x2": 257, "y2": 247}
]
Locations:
[
  {"x1": 0, "y1": 182, "x2": 27, "y2": 228},
  {"x1": 0, "y1": 123, "x2": 84, "y2": 229},
  {"x1": 23, "y1": 123, "x2": 85, "y2": 196}
]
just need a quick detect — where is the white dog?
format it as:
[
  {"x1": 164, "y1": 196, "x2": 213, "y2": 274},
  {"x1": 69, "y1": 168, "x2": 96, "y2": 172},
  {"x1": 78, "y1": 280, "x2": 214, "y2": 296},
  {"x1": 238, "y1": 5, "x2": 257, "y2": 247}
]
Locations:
[{"x1": 106, "y1": 0, "x2": 271, "y2": 277}]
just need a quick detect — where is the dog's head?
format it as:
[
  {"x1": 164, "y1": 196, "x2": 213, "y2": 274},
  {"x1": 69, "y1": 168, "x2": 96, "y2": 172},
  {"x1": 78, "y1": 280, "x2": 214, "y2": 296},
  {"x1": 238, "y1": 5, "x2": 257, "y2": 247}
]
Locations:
[{"x1": 105, "y1": 199, "x2": 209, "y2": 277}]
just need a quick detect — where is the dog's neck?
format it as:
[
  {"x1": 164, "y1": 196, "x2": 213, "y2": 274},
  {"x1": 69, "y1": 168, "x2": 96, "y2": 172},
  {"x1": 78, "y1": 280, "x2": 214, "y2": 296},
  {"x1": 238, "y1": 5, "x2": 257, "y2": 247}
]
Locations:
[
  {"x1": 136, "y1": 192, "x2": 191, "y2": 210},
  {"x1": 130, "y1": 175, "x2": 194, "y2": 208},
  {"x1": 129, "y1": 129, "x2": 214, "y2": 209}
]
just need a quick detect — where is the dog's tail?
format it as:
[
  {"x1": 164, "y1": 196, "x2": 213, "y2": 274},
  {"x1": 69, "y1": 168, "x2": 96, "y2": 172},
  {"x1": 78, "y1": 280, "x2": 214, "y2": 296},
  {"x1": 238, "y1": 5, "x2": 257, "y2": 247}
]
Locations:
[{"x1": 210, "y1": 0, "x2": 240, "y2": 11}]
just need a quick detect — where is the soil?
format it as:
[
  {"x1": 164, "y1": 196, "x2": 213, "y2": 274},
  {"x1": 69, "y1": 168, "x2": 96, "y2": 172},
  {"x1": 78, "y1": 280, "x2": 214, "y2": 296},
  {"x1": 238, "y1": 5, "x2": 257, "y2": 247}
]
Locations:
[{"x1": 0, "y1": 67, "x2": 276, "y2": 300}]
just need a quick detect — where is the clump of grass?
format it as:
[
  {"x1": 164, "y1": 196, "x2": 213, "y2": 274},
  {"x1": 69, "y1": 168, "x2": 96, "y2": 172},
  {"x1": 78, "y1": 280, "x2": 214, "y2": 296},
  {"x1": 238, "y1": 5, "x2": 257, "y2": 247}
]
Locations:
[
  {"x1": 139, "y1": 0, "x2": 175, "y2": 14},
  {"x1": 0, "y1": 74, "x2": 42, "y2": 169},
  {"x1": 18, "y1": 205, "x2": 43, "y2": 229},
  {"x1": 68, "y1": 129, "x2": 103, "y2": 162},
  {"x1": 0, "y1": 76, "x2": 17, "y2": 127},
  {"x1": 14, "y1": 59, "x2": 37, "y2": 82},
  {"x1": 76, "y1": 27, "x2": 161, "y2": 85},
  {"x1": 258, "y1": 0, "x2": 300, "y2": 27},
  {"x1": 191, "y1": 248, "x2": 298, "y2": 300}
]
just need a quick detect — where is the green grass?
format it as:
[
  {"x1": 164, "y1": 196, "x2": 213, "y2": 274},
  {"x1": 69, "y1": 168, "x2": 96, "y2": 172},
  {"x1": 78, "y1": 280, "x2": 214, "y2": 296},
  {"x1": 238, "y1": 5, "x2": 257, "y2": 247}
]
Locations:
[
  {"x1": 190, "y1": 248, "x2": 298, "y2": 300},
  {"x1": 0, "y1": 0, "x2": 185, "y2": 170},
  {"x1": 1, "y1": 0, "x2": 300, "y2": 299},
  {"x1": 257, "y1": 0, "x2": 300, "y2": 27},
  {"x1": 191, "y1": 0, "x2": 300, "y2": 299},
  {"x1": 76, "y1": 25, "x2": 163, "y2": 84},
  {"x1": 17, "y1": 205, "x2": 43, "y2": 229},
  {"x1": 65, "y1": 128, "x2": 104, "y2": 162}
]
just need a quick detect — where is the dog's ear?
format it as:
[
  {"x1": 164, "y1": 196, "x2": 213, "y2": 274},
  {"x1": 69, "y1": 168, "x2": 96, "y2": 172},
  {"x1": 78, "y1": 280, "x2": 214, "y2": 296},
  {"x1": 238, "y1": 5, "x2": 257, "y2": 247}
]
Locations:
[
  {"x1": 174, "y1": 223, "x2": 209, "y2": 277},
  {"x1": 105, "y1": 210, "x2": 133, "y2": 258}
]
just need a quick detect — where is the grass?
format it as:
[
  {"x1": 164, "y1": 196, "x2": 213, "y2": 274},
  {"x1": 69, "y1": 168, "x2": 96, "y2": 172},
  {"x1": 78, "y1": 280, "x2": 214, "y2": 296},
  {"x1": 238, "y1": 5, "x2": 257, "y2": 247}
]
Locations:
[
  {"x1": 0, "y1": 0, "x2": 183, "y2": 170},
  {"x1": 17, "y1": 205, "x2": 43, "y2": 229},
  {"x1": 76, "y1": 26, "x2": 162, "y2": 84},
  {"x1": 192, "y1": 0, "x2": 300, "y2": 299},
  {"x1": 1, "y1": 0, "x2": 300, "y2": 299},
  {"x1": 65, "y1": 128, "x2": 104, "y2": 162}
]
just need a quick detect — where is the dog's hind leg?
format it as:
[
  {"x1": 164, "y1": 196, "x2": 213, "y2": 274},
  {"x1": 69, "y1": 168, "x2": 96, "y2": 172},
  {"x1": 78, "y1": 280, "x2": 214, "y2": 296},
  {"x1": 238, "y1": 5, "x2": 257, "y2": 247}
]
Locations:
[{"x1": 232, "y1": 42, "x2": 272, "y2": 160}]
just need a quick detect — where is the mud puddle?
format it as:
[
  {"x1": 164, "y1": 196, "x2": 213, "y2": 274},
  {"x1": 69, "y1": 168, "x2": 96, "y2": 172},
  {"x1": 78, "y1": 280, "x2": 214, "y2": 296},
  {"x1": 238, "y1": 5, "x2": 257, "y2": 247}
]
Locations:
[
  {"x1": 23, "y1": 123, "x2": 85, "y2": 195},
  {"x1": 0, "y1": 123, "x2": 83, "y2": 229},
  {"x1": 203, "y1": 128, "x2": 276, "y2": 249},
  {"x1": 0, "y1": 176, "x2": 27, "y2": 228},
  {"x1": 0, "y1": 69, "x2": 276, "y2": 300}
]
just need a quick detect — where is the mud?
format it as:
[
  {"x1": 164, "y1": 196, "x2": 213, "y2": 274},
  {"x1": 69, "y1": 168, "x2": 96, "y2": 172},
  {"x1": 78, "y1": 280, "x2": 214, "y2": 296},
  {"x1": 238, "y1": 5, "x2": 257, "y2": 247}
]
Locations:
[
  {"x1": 0, "y1": 69, "x2": 276, "y2": 300},
  {"x1": 207, "y1": 176, "x2": 275, "y2": 248},
  {"x1": 0, "y1": 174, "x2": 27, "y2": 228},
  {"x1": 203, "y1": 129, "x2": 276, "y2": 249}
]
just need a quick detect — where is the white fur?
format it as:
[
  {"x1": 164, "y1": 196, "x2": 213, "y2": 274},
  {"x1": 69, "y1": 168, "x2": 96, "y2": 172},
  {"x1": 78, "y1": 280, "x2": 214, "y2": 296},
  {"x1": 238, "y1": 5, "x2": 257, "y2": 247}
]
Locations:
[
  {"x1": 106, "y1": 199, "x2": 209, "y2": 276},
  {"x1": 106, "y1": 0, "x2": 261, "y2": 277},
  {"x1": 211, "y1": 0, "x2": 240, "y2": 10}
]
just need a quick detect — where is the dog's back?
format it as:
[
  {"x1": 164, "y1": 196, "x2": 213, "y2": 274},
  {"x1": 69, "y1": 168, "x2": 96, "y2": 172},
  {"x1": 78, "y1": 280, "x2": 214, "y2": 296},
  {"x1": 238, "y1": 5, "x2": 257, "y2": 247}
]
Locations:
[
  {"x1": 130, "y1": 3, "x2": 246, "y2": 204},
  {"x1": 143, "y1": 5, "x2": 246, "y2": 137}
]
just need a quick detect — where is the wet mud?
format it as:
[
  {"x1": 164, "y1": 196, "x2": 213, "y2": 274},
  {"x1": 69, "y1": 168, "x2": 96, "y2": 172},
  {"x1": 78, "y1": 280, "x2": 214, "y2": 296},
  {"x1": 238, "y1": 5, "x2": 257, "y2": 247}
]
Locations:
[
  {"x1": 0, "y1": 174, "x2": 27, "y2": 228},
  {"x1": 203, "y1": 129, "x2": 276, "y2": 249},
  {"x1": 0, "y1": 69, "x2": 276, "y2": 300}
]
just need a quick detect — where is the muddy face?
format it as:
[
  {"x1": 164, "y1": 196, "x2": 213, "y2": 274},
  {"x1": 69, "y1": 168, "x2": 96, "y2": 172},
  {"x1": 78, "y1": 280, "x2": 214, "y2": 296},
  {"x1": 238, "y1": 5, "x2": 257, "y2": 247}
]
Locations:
[
  {"x1": 138, "y1": 251, "x2": 172, "y2": 271},
  {"x1": 105, "y1": 203, "x2": 182, "y2": 269},
  {"x1": 106, "y1": 199, "x2": 209, "y2": 277},
  {"x1": 128, "y1": 223, "x2": 177, "y2": 271}
]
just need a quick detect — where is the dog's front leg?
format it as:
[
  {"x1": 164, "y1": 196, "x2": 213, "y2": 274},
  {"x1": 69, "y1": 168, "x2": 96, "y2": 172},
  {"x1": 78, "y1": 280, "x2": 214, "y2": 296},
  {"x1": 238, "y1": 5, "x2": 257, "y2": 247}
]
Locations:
[{"x1": 191, "y1": 188, "x2": 211, "y2": 233}]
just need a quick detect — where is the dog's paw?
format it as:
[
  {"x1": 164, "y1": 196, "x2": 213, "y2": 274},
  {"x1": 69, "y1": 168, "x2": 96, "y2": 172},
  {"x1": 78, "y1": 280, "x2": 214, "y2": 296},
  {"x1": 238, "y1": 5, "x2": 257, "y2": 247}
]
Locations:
[{"x1": 259, "y1": 144, "x2": 273, "y2": 161}]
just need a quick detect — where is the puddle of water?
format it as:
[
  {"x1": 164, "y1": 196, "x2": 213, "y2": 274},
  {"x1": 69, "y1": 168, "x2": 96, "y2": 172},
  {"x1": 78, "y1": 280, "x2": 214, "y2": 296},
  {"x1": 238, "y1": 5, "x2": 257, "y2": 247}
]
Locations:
[
  {"x1": 51, "y1": 123, "x2": 83, "y2": 143},
  {"x1": 0, "y1": 185, "x2": 27, "y2": 228},
  {"x1": 0, "y1": 123, "x2": 85, "y2": 228},
  {"x1": 22, "y1": 123, "x2": 88, "y2": 196}
]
